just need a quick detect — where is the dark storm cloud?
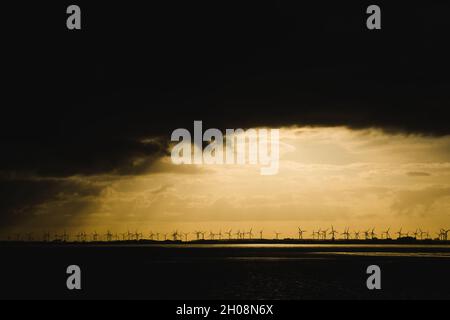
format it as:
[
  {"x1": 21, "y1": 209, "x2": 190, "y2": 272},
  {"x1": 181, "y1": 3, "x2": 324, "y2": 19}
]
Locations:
[
  {"x1": 0, "y1": 177, "x2": 102, "y2": 227},
  {"x1": 2, "y1": 1, "x2": 450, "y2": 180}
]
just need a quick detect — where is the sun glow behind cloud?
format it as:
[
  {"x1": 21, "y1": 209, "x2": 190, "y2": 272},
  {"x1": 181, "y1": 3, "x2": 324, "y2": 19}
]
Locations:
[{"x1": 7, "y1": 127, "x2": 450, "y2": 238}]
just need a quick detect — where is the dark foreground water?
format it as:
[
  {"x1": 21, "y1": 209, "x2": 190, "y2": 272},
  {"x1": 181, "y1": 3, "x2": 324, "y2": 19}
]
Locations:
[{"x1": 1, "y1": 244, "x2": 450, "y2": 300}]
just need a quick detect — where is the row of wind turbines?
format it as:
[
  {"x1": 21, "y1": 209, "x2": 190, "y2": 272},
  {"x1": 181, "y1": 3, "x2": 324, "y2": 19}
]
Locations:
[
  {"x1": 4, "y1": 227, "x2": 450, "y2": 242},
  {"x1": 302, "y1": 227, "x2": 449, "y2": 241}
]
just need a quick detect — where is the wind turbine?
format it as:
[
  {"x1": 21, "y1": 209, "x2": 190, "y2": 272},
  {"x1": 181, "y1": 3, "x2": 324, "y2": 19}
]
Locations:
[
  {"x1": 225, "y1": 229, "x2": 233, "y2": 240},
  {"x1": 248, "y1": 228, "x2": 254, "y2": 240},
  {"x1": 259, "y1": 230, "x2": 264, "y2": 240},
  {"x1": 274, "y1": 231, "x2": 282, "y2": 240},
  {"x1": 209, "y1": 231, "x2": 216, "y2": 240},
  {"x1": 126, "y1": 230, "x2": 132, "y2": 240},
  {"x1": 329, "y1": 226, "x2": 338, "y2": 241},
  {"x1": 62, "y1": 230, "x2": 69, "y2": 242},
  {"x1": 172, "y1": 230, "x2": 179, "y2": 241},
  {"x1": 419, "y1": 229, "x2": 426, "y2": 240},
  {"x1": 342, "y1": 227, "x2": 350, "y2": 240},
  {"x1": 134, "y1": 230, "x2": 143, "y2": 241},
  {"x1": 363, "y1": 229, "x2": 370, "y2": 240},
  {"x1": 193, "y1": 231, "x2": 202, "y2": 241},
  {"x1": 370, "y1": 228, "x2": 377, "y2": 240},
  {"x1": 235, "y1": 230, "x2": 241, "y2": 240},
  {"x1": 105, "y1": 230, "x2": 113, "y2": 242},
  {"x1": 443, "y1": 229, "x2": 450, "y2": 241},
  {"x1": 382, "y1": 228, "x2": 391, "y2": 239},
  {"x1": 92, "y1": 231, "x2": 99, "y2": 242},
  {"x1": 182, "y1": 232, "x2": 189, "y2": 242},
  {"x1": 354, "y1": 231, "x2": 360, "y2": 240},
  {"x1": 396, "y1": 228, "x2": 406, "y2": 239},
  {"x1": 298, "y1": 227, "x2": 307, "y2": 240},
  {"x1": 322, "y1": 229, "x2": 329, "y2": 240}
]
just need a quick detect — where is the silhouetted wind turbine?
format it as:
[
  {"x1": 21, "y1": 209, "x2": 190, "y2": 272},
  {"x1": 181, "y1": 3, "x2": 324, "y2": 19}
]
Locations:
[
  {"x1": 419, "y1": 229, "x2": 426, "y2": 240},
  {"x1": 248, "y1": 228, "x2": 254, "y2": 240},
  {"x1": 193, "y1": 231, "x2": 202, "y2": 241},
  {"x1": 62, "y1": 230, "x2": 69, "y2": 242},
  {"x1": 298, "y1": 227, "x2": 307, "y2": 240},
  {"x1": 126, "y1": 230, "x2": 132, "y2": 241},
  {"x1": 396, "y1": 228, "x2": 406, "y2": 239},
  {"x1": 443, "y1": 229, "x2": 450, "y2": 241},
  {"x1": 342, "y1": 227, "x2": 350, "y2": 240},
  {"x1": 105, "y1": 230, "x2": 113, "y2": 242},
  {"x1": 317, "y1": 229, "x2": 322, "y2": 240},
  {"x1": 274, "y1": 231, "x2": 281, "y2": 240},
  {"x1": 225, "y1": 229, "x2": 233, "y2": 240},
  {"x1": 329, "y1": 226, "x2": 338, "y2": 241},
  {"x1": 382, "y1": 228, "x2": 391, "y2": 239},
  {"x1": 363, "y1": 229, "x2": 370, "y2": 240},
  {"x1": 134, "y1": 230, "x2": 143, "y2": 241}
]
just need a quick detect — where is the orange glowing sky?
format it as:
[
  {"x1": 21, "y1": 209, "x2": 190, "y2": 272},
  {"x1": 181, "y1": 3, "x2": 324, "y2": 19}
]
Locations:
[{"x1": 6, "y1": 127, "x2": 450, "y2": 239}]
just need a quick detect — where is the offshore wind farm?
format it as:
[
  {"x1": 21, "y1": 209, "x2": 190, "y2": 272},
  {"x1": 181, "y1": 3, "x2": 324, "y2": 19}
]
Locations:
[{"x1": 1, "y1": 226, "x2": 449, "y2": 245}]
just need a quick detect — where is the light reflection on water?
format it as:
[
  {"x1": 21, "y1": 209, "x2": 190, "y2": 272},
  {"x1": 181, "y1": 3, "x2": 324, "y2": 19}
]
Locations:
[
  {"x1": 151, "y1": 244, "x2": 450, "y2": 249},
  {"x1": 151, "y1": 244, "x2": 450, "y2": 259},
  {"x1": 76, "y1": 243, "x2": 450, "y2": 258},
  {"x1": 322, "y1": 252, "x2": 450, "y2": 258}
]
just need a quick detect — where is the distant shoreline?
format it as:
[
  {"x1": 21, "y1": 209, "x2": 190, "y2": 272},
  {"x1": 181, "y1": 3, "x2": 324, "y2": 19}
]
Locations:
[{"x1": 1, "y1": 238, "x2": 449, "y2": 246}]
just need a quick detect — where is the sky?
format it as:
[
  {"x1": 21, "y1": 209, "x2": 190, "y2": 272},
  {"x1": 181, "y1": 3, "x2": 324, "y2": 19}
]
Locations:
[
  {"x1": 2, "y1": 126, "x2": 450, "y2": 238},
  {"x1": 1, "y1": 2, "x2": 450, "y2": 238}
]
